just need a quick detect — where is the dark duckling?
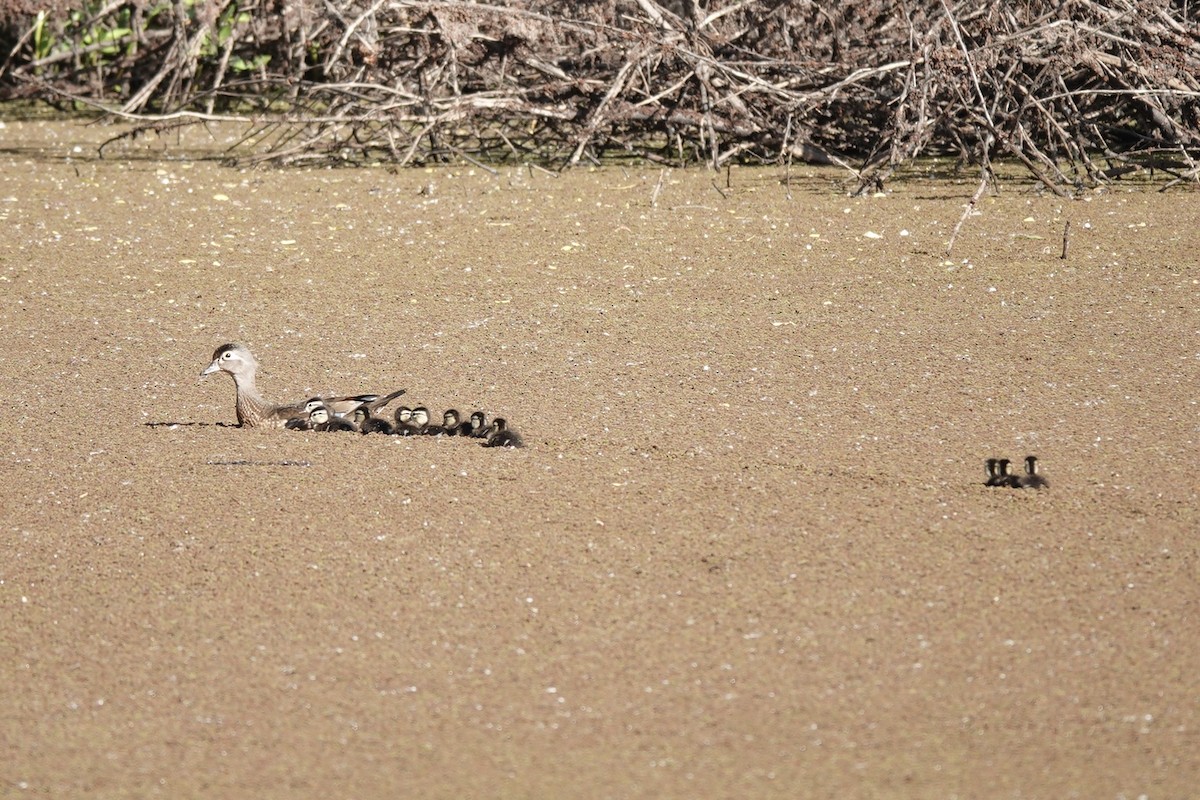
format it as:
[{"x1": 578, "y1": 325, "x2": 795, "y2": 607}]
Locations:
[
  {"x1": 441, "y1": 409, "x2": 472, "y2": 436},
  {"x1": 353, "y1": 406, "x2": 395, "y2": 435},
  {"x1": 1017, "y1": 455, "x2": 1049, "y2": 489},
  {"x1": 467, "y1": 411, "x2": 489, "y2": 438},
  {"x1": 417, "y1": 406, "x2": 447, "y2": 436},
  {"x1": 393, "y1": 406, "x2": 416, "y2": 435},
  {"x1": 285, "y1": 410, "x2": 317, "y2": 431},
  {"x1": 409, "y1": 406, "x2": 433, "y2": 435},
  {"x1": 310, "y1": 405, "x2": 358, "y2": 433},
  {"x1": 995, "y1": 458, "x2": 1021, "y2": 488},
  {"x1": 482, "y1": 417, "x2": 523, "y2": 448}
]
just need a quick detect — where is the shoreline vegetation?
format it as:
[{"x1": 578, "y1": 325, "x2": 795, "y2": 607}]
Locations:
[{"x1": 1, "y1": 1, "x2": 1197, "y2": 193}]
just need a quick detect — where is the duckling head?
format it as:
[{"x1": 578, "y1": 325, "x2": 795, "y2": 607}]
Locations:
[
  {"x1": 309, "y1": 406, "x2": 331, "y2": 425},
  {"x1": 200, "y1": 343, "x2": 257, "y2": 382},
  {"x1": 443, "y1": 409, "x2": 460, "y2": 427},
  {"x1": 395, "y1": 406, "x2": 412, "y2": 423},
  {"x1": 411, "y1": 407, "x2": 430, "y2": 427}
]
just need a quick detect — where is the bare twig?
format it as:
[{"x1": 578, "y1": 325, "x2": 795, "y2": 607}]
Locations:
[
  {"x1": 650, "y1": 168, "x2": 666, "y2": 207},
  {"x1": 946, "y1": 170, "x2": 990, "y2": 257}
]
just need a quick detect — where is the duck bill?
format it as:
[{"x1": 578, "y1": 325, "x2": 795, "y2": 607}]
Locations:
[{"x1": 199, "y1": 360, "x2": 221, "y2": 379}]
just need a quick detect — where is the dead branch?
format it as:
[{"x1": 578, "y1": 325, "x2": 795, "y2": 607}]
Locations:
[{"x1": 0, "y1": 0, "x2": 1196, "y2": 192}]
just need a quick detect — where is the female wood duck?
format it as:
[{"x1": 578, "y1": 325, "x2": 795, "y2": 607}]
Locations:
[
  {"x1": 200, "y1": 343, "x2": 306, "y2": 428},
  {"x1": 343, "y1": 388, "x2": 408, "y2": 418},
  {"x1": 1017, "y1": 455, "x2": 1049, "y2": 489},
  {"x1": 482, "y1": 417, "x2": 523, "y2": 448},
  {"x1": 201, "y1": 343, "x2": 405, "y2": 428}
]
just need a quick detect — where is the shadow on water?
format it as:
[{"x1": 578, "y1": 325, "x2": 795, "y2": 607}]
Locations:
[
  {"x1": 143, "y1": 421, "x2": 236, "y2": 428},
  {"x1": 140, "y1": 422, "x2": 311, "y2": 466},
  {"x1": 205, "y1": 459, "x2": 312, "y2": 467}
]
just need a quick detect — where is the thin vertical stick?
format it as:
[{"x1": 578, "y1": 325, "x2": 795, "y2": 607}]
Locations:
[
  {"x1": 781, "y1": 113, "x2": 794, "y2": 200},
  {"x1": 946, "y1": 171, "x2": 989, "y2": 257},
  {"x1": 650, "y1": 169, "x2": 666, "y2": 207},
  {"x1": 1060, "y1": 220, "x2": 1071, "y2": 260}
]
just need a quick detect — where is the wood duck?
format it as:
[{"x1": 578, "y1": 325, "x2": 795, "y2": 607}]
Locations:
[
  {"x1": 415, "y1": 406, "x2": 447, "y2": 436},
  {"x1": 285, "y1": 410, "x2": 317, "y2": 431},
  {"x1": 1017, "y1": 455, "x2": 1049, "y2": 489},
  {"x1": 310, "y1": 405, "x2": 358, "y2": 433},
  {"x1": 409, "y1": 406, "x2": 432, "y2": 435},
  {"x1": 984, "y1": 458, "x2": 1001, "y2": 487},
  {"x1": 305, "y1": 389, "x2": 406, "y2": 418},
  {"x1": 200, "y1": 343, "x2": 306, "y2": 428},
  {"x1": 482, "y1": 417, "x2": 523, "y2": 448},
  {"x1": 996, "y1": 458, "x2": 1021, "y2": 488},
  {"x1": 441, "y1": 409, "x2": 472, "y2": 436},
  {"x1": 352, "y1": 406, "x2": 395, "y2": 435},
  {"x1": 392, "y1": 406, "x2": 417, "y2": 435},
  {"x1": 357, "y1": 388, "x2": 408, "y2": 417},
  {"x1": 201, "y1": 343, "x2": 405, "y2": 428},
  {"x1": 467, "y1": 411, "x2": 489, "y2": 438},
  {"x1": 285, "y1": 404, "x2": 327, "y2": 432}
]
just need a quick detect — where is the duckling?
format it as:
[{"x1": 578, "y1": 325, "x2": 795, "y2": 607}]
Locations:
[
  {"x1": 352, "y1": 406, "x2": 395, "y2": 435},
  {"x1": 1017, "y1": 455, "x2": 1049, "y2": 489},
  {"x1": 417, "y1": 406, "x2": 447, "y2": 436},
  {"x1": 482, "y1": 417, "x2": 523, "y2": 448},
  {"x1": 200, "y1": 343, "x2": 406, "y2": 428},
  {"x1": 284, "y1": 410, "x2": 317, "y2": 431},
  {"x1": 441, "y1": 409, "x2": 472, "y2": 436},
  {"x1": 467, "y1": 410, "x2": 489, "y2": 438},
  {"x1": 391, "y1": 406, "x2": 414, "y2": 434},
  {"x1": 409, "y1": 406, "x2": 432, "y2": 435},
  {"x1": 456, "y1": 411, "x2": 476, "y2": 437},
  {"x1": 310, "y1": 405, "x2": 358, "y2": 433},
  {"x1": 984, "y1": 458, "x2": 1011, "y2": 487},
  {"x1": 995, "y1": 458, "x2": 1021, "y2": 488}
]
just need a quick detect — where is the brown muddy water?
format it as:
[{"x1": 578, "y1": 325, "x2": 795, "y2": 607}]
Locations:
[{"x1": 1, "y1": 117, "x2": 1197, "y2": 798}]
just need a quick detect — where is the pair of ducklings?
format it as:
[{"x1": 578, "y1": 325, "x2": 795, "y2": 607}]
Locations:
[
  {"x1": 287, "y1": 401, "x2": 522, "y2": 447},
  {"x1": 985, "y1": 455, "x2": 1049, "y2": 489}
]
